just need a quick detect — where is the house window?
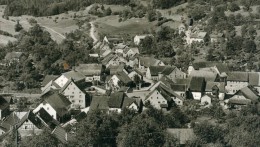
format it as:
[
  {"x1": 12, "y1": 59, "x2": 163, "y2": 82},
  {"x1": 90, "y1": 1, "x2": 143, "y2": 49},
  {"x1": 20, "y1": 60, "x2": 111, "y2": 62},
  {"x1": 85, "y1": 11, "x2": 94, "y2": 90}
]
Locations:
[
  {"x1": 79, "y1": 95, "x2": 82, "y2": 98},
  {"x1": 72, "y1": 100, "x2": 75, "y2": 103},
  {"x1": 79, "y1": 100, "x2": 81, "y2": 103},
  {"x1": 47, "y1": 107, "x2": 49, "y2": 110},
  {"x1": 158, "y1": 101, "x2": 160, "y2": 103},
  {"x1": 72, "y1": 92, "x2": 74, "y2": 94}
]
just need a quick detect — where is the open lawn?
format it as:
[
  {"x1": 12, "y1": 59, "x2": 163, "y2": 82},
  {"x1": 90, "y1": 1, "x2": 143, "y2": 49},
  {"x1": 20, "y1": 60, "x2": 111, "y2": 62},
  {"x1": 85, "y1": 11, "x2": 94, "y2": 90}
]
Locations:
[
  {"x1": 0, "y1": 34, "x2": 17, "y2": 45},
  {"x1": 225, "y1": 5, "x2": 260, "y2": 17},
  {"x1": 95, "y1": 15, "x2": 156, "y2": 36}
]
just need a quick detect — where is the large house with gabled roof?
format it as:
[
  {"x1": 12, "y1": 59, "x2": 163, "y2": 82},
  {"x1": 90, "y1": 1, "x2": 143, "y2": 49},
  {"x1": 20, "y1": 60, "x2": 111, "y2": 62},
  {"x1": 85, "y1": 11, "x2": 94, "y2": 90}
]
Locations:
[
  {"x1": 54, "y1": 71, "x2": 85, "y2": 88},
  {"x1": 146, "y1": 66, "x2": 186, "y2": 81},
  {"x1": 60, "y1": 80, "x2": 89, "y2": 109},
  {"x1": 75, "y1": 64, "x2": 104, "y2": 82},
  {"x1": 33, "y1": 90, "x2": 71, "y2": 122},
  {"x1": 188, "y1": 77, "x2": 206, "y2": 100}
]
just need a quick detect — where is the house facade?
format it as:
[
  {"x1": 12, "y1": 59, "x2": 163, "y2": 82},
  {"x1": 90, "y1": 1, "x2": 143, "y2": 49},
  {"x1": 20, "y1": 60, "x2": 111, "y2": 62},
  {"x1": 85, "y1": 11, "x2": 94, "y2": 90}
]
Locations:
[
  {"x1": 60, "y1": 80, "x2": 88, "y2": 109},
  {"x1": 226, "y1": 72, "x2": 249, "y2": 94},
  {"x1": 144, "y1": 89, "x2": 168, "y2": 109}
]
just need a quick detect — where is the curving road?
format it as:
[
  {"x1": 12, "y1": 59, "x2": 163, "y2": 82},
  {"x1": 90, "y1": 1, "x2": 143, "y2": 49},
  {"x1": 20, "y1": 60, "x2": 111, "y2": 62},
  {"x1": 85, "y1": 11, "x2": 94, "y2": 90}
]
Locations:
[{"x1": 90, "y1": 21, "x2": 98, "y2": 44}]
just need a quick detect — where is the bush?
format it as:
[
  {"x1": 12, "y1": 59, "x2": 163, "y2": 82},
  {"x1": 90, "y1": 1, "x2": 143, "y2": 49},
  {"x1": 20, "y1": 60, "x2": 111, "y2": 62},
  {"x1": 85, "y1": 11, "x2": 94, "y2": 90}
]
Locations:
[{"x1": 228, "y1": 2, "x2": 240, "y2": 12}]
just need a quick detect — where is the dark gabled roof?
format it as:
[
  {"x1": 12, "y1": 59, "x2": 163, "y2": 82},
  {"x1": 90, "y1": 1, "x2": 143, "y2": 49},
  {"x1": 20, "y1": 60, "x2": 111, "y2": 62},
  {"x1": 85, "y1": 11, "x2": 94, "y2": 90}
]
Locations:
[
  {"x1": 189, "y1": 77, "x2": 205, "y2": 92},
  {"x1": 52, "y1": 126, "x2": 73, "y2": 144},
  {"x1": 149, "y1": 66, "x2": 176, "y2": 76},
  {"x1": 215, "y1": 63, "x2": 229, "y2": 73},
  {"x1": 122, "y1": 97, "x2": 137, "y2": 108},
  {"x1": 139, "y1": 57, "x2": 163, "y2": 67},
  {"x1": 90, "y1": 96, "x2": 109, "y2": 111},
  {"x1": 158, "y1": 83, "x2": 184, "y2": 101},
  {"x1": 228, "y1": 98, "x2": 251, "y2": 105},
  {"x1": 227, "y1": 72, "x2": 248, "y2": 82},
  {"x1": 175, "y1": 78, "x2": 191, "y2": 85},
  {"x1": 108, "y1": 92, "x2": 125, "y2": 108},
  {"x1": 42, "y1": 75, "x2": 59, "y2": 86},
  {"x1": 189, "y1": 70, "x2": 218, "y2": 82},
  {"x1": 192, "y1": 62, "x2": 229, "y2": 73},
  {"x1": 249, "y1": 72, "x2": 259, "y2": 86},
  {"x1": 36, "y1": 108, "x2": 60, "y2": 130},
  {"x1": 159, "y1": 75, "x2": 176, "y2": 88},
  {"x1": 17, "y1": 111, "x2": 43, "y2": 129},
  {"x1": 74, "y1": 111, "x2": 87, "y2": 122},
  {"x1": 167, "y1": 128, "x2": 195, "y2": 144},
  {"x1": 0, "y1": 112, "x2": 19, "y2": 130},
  {"x1": 109, "y1": 65, "x2": 125, "y2": 74},
  {"x1": 59, "y1": 80, "x2": 86, "y2": 94},
  {"x1": 43, "y1": 92, "x2": 71, "y2": 117},
  {"x1": 101, "y1": 54, "x2": 115, "y2": 65},
  {"x1": 205, "y1": 82, "x2": 225, "y2": 93},
  {"x1": 62, "y1": 71, "x2": 85, "y2": 82},
  {"x1": 0, "y1": 96, "x2": 9, "y2": 110},
  {"x1": 171, "y1": 84, "x2": 187, "y2": 92},
  {"x1": 75, "y1": 64, "x2": 102, "y2": 76},
  {"x1": 115, "y1": 72, "x2": 132, "y2": 84},
  {"x1": 238, "y1": 86, "x2": 259, "y2": 102}
]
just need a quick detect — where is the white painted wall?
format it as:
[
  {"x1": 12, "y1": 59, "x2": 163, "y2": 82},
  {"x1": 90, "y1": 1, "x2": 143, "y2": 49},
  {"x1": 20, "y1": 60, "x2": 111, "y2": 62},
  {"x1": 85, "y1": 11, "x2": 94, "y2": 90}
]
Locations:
[
  {"x1": 54, "y1": 75, "x2": 69, "y2": 88},
  {"x1": 33, "y1": 103, "x2": 57, "y2": 120}
]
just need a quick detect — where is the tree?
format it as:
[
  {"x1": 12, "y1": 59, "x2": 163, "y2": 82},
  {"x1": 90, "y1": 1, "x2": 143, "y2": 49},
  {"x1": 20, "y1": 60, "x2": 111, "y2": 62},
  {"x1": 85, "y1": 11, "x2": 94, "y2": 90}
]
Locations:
[
  {"x1": 20, "y1": 129, "x2": 60, "y2": 146},
  {"x1": 228, "y1": 2, "x2": 240, "y2": 12},
  {"x1": 15, "y1": 20, "x2": 23, "y2": 32},
  {"x1": 104, "y1": 7, "x2": 112, "y2": 16},
  {"x1": 69, "y1": 110, "x2": 119, "y2": 146},
  {"x1": 117, "y1": 113, "x2": 165, "y2": 147},
  {"x1": 147, "y1": 9, "x2": 157, "y2": 22},
  {"x1": 133, "y1": 74, "x2": 141, "y2": 89}
]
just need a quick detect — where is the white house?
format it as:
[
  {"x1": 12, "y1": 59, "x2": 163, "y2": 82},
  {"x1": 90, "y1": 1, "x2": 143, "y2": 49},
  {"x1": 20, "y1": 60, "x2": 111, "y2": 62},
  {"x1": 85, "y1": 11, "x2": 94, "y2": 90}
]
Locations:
[
  {"x1": 106, "y1": 72, "x2": 132, "y2": 91},
  {"x1": 186, "y1": 30, "x2": 207, "y2": 45},
  {"x1": 139, "y1": 57, "x2": 165, "y2": 73},
  {"x1": 60, "y1": 80, "x2": 88, "y2": 109},
  {"x1": 144, "y1": 89, "x2": 168, "y2": 109},
  {"x1": 189, "y1": 77, "x2": 206, "y2": 100},
  {"x1": 134, "y1": 34, "x2": 152, "y2": 45},
  {"x1": 123, "y1": 48, "x2": 140, "y2": 58},
  {"x1": 201, "y1": 94, "x2": 212, "y2": 106},
  {"x1": 33, "y1": 91, "x2": 71, "y2": 122},
  {"x1": 54, "y1": 71, "x2": 85, "y2": 88},
  {"x1": 75, "y1": 64, "x2": 103, "y2": 82}
]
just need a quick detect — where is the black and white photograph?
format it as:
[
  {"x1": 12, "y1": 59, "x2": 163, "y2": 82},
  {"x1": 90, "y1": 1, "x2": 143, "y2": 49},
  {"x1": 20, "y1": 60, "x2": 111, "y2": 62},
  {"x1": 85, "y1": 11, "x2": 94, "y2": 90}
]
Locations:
[{"x1": 0, "y1": 0, "x2": 260, "y2": 146}]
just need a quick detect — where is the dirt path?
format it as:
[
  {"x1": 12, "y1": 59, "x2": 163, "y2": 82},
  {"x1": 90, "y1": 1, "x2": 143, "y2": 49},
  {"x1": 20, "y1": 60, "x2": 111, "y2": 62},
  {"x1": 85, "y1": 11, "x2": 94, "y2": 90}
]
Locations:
[{"x1": 90, "y1": 21, "x2": 98, "y2": 44}]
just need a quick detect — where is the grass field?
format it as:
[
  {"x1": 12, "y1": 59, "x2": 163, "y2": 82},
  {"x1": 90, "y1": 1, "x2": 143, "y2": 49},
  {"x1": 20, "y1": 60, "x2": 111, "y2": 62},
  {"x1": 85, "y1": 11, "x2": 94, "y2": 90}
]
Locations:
[{"x1": 95, "y1": 15, "x2": 156, "y2": 36}]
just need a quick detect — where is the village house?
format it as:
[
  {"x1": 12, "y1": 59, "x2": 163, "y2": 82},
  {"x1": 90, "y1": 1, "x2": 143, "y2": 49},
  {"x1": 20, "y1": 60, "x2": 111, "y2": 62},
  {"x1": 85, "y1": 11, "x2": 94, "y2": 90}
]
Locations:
[
  {"x1": 100, "y1": 49, "x2": 112, "y2": 58},
  {"x1": 178, "y1": 23, "x2": 186, "y2": 35},
  {"x1": 201, "y1": 94, "x2": 213, "y2": 106},
  {"x1": 54, "y1": 71, "x2": 85, "y2": 88},
  {"x1": 133, "y1": 34, "x2": 152, "y2": 45},
  {"x1": 127, "y1": 69, "x2": 143, "y2": 81},
  {"x1": 123, "y1": 48, "x2": 140, "y2": 58},
  {"x1": 41, "y1": 75, "x2": 60, "y2": 94},
  {"x1": 146, "y1": 66, "x2": 187, "y2": 81},
  {"x1": 186, "y1": 30, "x2": 207, "y2": 45},
  {"x1": 171, "y1": 84, "x2": 188, "y2": 99},
  {"x1": 138, "y1": 57, "x2": 165, "y2": 73},
  {"x1": 51, "y1": 126, "x2": 73, "y2": 144},
  {"x1": 0, "y1": 112, "x2": 19, "y2": 134},
  {"x1": 16, "y1": 111, "x2": 43, "y2": 137},
  {"x1": 188, "y1": 77, "x2": 206, "y2": 100},
  {"x1": 144, "y1": 88, "x2": 170, "y2": 109},
  {"x1": 114, "y1": 43, "x2": 129, "y2": 55},
  {"x1": 225, "y1": 72, "x2": 257, "y2": 95},
  {"x1": 210, "y1": 33, "x2": 225, "y2": 43},
  {"x1": 0, "y1": 96, "x2": 10, "y2": 120},
  {"x1": 60, "y1": 80, "x2": 89, "y2": 109},
  {"x1": 228, "y1": 85, "x2": 259, "y2": 110},
  {"x1": 126, "y1": 55, "x2": 139, "y2": 67},
  {"x1": 103, "y1": 36, "x2": 124, "y2": 45},
  {"x1": 101, "y1": 54, "x2": 126, "y2": 68},
  {"x1": 108, "y1": 92, "x2": 141, "y2": 113},
  {"x1": 33, "y1": 91, "x2": 71, "y2": 122},
  {"x1": 189, "y1": 68, "x2": 219, "y2": 82},
  {"x1": 89, "y1": 95, "x2": 109, "y2": 112},
  {"x1": 106, "y1": 72, "x2": 133, "y2": 91},
  {"x1": 205, "y1": 82, "x2": 226, "y2": 100},
  {"x1": 75, "y1": 64, "x2": 104, "y2": 82},
  {"x1": 108, "y1": 64, "x2": 126, "y2": 75}
]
